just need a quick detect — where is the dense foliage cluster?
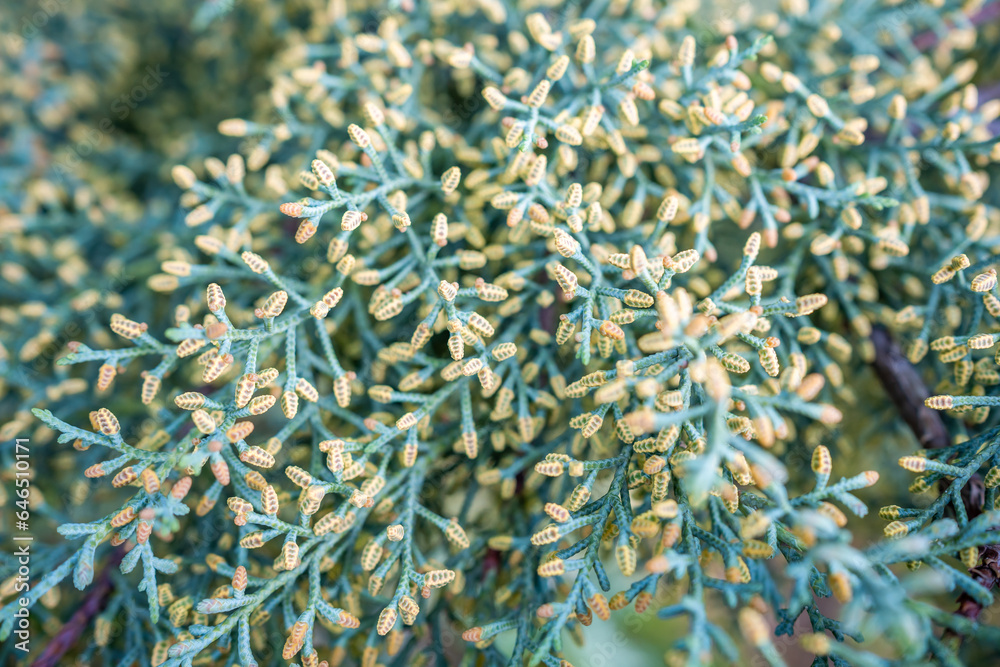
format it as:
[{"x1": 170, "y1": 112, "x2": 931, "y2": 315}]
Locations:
[{"x1": 3, "y1": 1, "x2": 1000, "y2": 666}]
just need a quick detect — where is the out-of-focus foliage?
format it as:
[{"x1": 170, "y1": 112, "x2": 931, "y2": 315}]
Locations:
[{"x1": 2, "y1": 1, "x2": 1000, "y2": 667}]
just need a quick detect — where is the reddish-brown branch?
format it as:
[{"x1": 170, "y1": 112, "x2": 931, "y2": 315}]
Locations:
[
  {"x1": 870, "y1": 327, "x2": 950, "y2": 451},
  {"x1": 31, "y1": 547, "x2": 126, "y2": 667},
  {"x1": 870, "y1": 327, "x2": 997, "y2": 636},
  {"x1": 956, "y1": 546, "x2": 1000, "y2": 624}
]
